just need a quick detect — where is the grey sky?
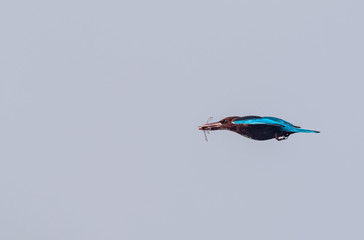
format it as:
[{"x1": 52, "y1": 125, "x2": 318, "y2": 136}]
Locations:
[{"x1": 1, "y1": 1, "x2": 363, "y2": 239}]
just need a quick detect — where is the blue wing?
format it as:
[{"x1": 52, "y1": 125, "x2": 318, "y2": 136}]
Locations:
[
  {"x1": 233, "y1": 116, "x2": 319, "y2": 133},
  {"x1": 262, "y1": 117, "x2": 296, "y2": 127}
]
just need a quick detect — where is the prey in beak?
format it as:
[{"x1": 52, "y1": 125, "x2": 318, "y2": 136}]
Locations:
[
  {"x1": 198, "y1": 116, "x2": 239, "y2": 141},
  {"x1": 198, "y1": 122, "x2": 222, "y2": 131},
  {"x1": 198, "y1": 117, "x2": 218, "y2": 141}
]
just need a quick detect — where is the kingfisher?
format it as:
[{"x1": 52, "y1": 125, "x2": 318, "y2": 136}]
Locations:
[{"x1": 198, "y1": 116, "x2": 319, "y2": 141}]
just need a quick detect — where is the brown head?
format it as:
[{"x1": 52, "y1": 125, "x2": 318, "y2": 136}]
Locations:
[{"x1": 198, "y1": 116, "x2": 240, "y2": 131}]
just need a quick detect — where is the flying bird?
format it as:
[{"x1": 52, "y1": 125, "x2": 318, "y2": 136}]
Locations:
[{"x1": 198, "y1": 116, "x2": 319, "y2": 141}]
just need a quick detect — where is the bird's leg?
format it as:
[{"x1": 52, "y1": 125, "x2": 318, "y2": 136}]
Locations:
[
  {"x1": 276, "y1": 136, "x2": 285, "y2": 141},
  {"x1": 275, "y1": 132, "x2": 287, "y2": 141}
]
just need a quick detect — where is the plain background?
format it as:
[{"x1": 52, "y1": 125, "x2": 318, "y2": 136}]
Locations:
[{"x1": 1, "y1": 1, "x2": 364, "y2": 239}]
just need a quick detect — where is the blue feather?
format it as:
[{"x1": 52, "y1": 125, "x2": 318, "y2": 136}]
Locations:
[
  {"x1": 233, "y1": 117, "x2": 289, "y2": 126},
  {"x1": 261, "y1": 117, "x2": 296, "y2": 127}
]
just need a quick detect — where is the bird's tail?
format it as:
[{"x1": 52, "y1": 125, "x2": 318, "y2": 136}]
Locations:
[{"x1": 289, "y1": 128, "x2": 320, "y2": 133}]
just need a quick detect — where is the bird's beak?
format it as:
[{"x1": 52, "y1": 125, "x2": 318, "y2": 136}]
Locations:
[{"x1": 198, "y1": 122, "x2": 222, "y2": 131}]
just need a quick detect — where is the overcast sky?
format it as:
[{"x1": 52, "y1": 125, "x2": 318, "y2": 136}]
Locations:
[{"x1": 1, "y1": 1, "x2": 364, "y2": 239}]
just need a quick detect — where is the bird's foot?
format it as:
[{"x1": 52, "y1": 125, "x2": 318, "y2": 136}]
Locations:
[{"x1": 275, "y1": 133, "x2": 288, "y2": 141}]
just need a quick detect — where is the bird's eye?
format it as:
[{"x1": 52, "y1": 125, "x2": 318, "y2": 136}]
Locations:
[{"x1": 221, "y1": 119, "x2": 227, "y2": 124}]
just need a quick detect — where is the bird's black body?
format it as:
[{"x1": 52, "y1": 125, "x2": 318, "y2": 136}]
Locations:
[
  {"x1": 198, "y1": 115, "x2": 319, "y2": 141},
  {"x1": 232, "y1": 124, "x2": 288, "y2": 140}
]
